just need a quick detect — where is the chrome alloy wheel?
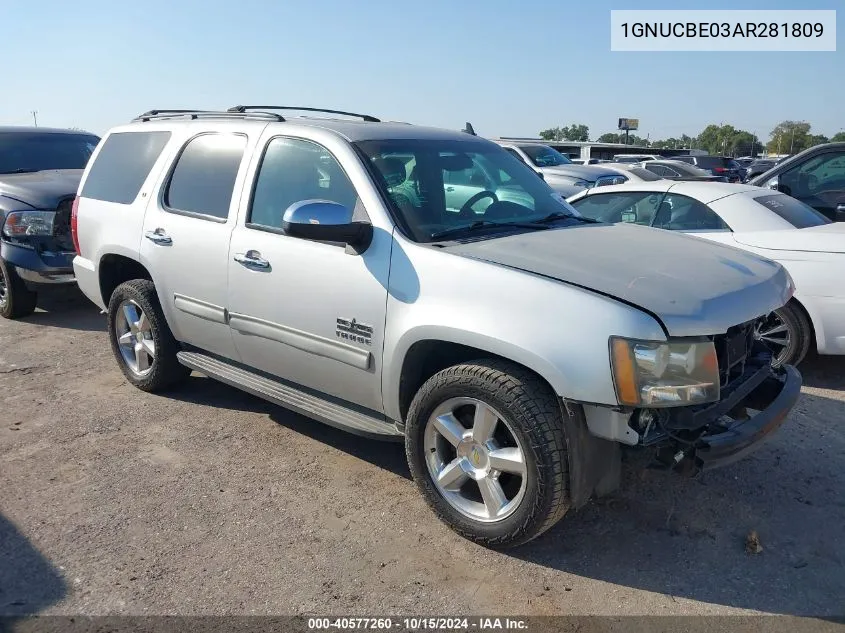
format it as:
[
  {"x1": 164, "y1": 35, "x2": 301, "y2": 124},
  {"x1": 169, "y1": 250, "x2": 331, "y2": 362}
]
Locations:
[
  {"x1": 424, "y1": 397, "x2": 528, "y2": 523},
  {"x1": 0, "y1": 270, "x2": 7, "y2": 308},
  {"x1": 755, "y1": 311, "x2": 790, "y2": 365},
  {"x1": 114, "y1": 299, "x2": 155, "y2": 377}
]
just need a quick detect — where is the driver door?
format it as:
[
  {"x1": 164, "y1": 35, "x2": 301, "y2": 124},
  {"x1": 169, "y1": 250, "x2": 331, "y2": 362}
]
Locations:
[{"x1": 778, "y1": 150, "x2": 845, "y2": 221}]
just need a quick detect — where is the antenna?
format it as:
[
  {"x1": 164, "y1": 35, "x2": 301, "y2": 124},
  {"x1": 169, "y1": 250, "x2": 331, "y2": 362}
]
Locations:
[{"x1": 463, "y1": 122, "x2": 476, "y2": 136}]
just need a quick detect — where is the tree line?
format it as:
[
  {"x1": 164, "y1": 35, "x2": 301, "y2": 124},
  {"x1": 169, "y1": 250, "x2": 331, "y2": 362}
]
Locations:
[{"x1": 538, "y1": 121, "x2": 845, "y2": 156}]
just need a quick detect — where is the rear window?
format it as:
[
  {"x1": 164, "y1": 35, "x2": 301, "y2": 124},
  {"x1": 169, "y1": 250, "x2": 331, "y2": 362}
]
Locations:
[
  {"x1": 753, "y1": 193, "x2": 831, "y2": 228},
  {"x1": 625, "y1": 167, "x2": 661, "y2": 181},
  {"x1": 81, "y1": 131, "x2": 171, "y2": 204},
  {"x1": 694, "y1": 156, "x2": 729, "y2": 169}
]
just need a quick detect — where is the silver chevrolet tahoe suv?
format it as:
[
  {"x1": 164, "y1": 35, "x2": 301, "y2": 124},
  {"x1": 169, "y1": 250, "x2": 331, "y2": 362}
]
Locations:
[{"x1": 72, "y1": 106, "x2": 802, "y2": 548}]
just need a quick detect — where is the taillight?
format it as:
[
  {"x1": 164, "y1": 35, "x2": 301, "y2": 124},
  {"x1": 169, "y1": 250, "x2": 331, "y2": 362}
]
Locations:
[
  {"x1": 71, "y1": 196, "x2": 81, "y2": 255},
  {"x1": 713, "y1": 167, "x2": 727, "y2": 173}
]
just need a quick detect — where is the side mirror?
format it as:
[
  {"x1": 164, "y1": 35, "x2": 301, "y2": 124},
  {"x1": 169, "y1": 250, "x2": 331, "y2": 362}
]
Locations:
[
  {"x1": 282, "y1": 200, "x2": 373, "y2": 252},
  {"x1": 765, "y1": 176, "x2": 780, "y2": 191}
]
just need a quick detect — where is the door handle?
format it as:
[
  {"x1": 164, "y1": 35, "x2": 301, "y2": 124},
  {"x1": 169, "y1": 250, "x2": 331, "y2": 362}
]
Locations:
[
  {"x1": 144, "y1": 229, "x2": 172, "y2": 245},
  {"x1": 234, "y1": 250, "x2": 270, "y2": 270},
  {"x1": 445, "y1": 186, "x2": 455, "y2": 192}
]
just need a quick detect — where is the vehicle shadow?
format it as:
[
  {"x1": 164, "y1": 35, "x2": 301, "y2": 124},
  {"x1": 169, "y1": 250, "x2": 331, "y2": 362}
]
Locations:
[
  {"x1": 0, "y1": 513, "x2": 67, "y2": 616},
  {"x1": 798, "y1": 352, "x2": 844, "y2": 390},
  {"x1": 21, "y1": 286, "x2": 104, "y2": 332},
  {"x1": 169, "y1": 375, "x2": 412, "y2": 481},
  {"x1": 509, "y1": 388, "x2": 845, "y2": 616}
]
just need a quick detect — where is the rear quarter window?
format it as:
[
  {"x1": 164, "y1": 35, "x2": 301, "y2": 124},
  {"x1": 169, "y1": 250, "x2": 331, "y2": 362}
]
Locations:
[
  {"x1": 80, "y1": 131, "x2": 171, "y2": 204},
  {"x1": 753, "y1": 193, "x2": 831, "y2": 228}
]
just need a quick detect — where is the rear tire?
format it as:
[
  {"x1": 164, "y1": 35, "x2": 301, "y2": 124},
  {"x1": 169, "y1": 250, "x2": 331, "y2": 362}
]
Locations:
[
  {"x1": 759, "y1": 302, "x2": 811, "y2": 368},
  {"x1": 0, "y1": 258, "x2": 38, "y2": 319},
  {"x1": 405, "y1": 359, "x2": 570, "y2": 549},
  {"x1": 107, "y1": 279, "x2": 189, "y2": 392}
]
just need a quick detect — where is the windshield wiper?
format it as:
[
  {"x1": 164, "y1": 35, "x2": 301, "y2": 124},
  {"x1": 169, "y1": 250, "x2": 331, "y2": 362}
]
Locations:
[
  {"x1": 0, "y1": 168, "x2": 39, "y2": 174},
  {"x1": 430, "y1": 220, "x2": 549, "y2": 241},
  {"x1": 533, "y1": 211, "x2": 600, "y2": 224}
]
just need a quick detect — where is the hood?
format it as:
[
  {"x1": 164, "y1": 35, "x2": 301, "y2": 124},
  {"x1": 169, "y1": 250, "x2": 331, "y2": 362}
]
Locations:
[
  {"x1": 539, "y1": 164, "x2": 620, "y2": 181},
  {"x1": 734, "y1": 223, "x2": 845, "y2": 254},
  {"x1": 0, "y1": 169, "x2": 83, "y2": 209},
  {"x1": 446, "y1": 223, "x2": 791, "y2": 337}
]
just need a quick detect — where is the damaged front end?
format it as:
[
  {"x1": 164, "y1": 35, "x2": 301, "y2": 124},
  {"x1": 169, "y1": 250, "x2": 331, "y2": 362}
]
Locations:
[{"x1": 630, "y1": 317, "x2": 802, "y2": 473}]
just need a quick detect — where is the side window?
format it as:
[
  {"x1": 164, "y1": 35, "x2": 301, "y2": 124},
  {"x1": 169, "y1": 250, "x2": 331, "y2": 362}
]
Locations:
[
  {"x1": 570, "y1": 191, "x2": 664, "y2": 225},
  {"x1": 646, "y1": 164, "x2": 669, "y2": 176},
  {"x1": 781, "y1": 151, "x2": 845, "y2": 200},
  {"x1": 80, "y1": 131, "x2": 171, "y2": 204},
  {"x1": 249, "y1": 137, "x2": 358, "y2": 230},
  {"x1": 653, "y1": 194, "x2": 729, "y2": 231},
  {"x1": 164, "y1": 133, "x2": 247, "y2": 220}
]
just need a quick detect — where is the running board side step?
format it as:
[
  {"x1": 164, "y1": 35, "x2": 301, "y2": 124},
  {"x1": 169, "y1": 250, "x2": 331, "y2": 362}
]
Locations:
[{"x1": 176, "y1": 351, "x2": 403, "y2": 441}]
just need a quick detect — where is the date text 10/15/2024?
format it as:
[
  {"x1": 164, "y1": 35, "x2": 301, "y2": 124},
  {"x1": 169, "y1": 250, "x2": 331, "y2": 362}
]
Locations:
[{"x1": 307, "y1": 617, "x2": 529, "y2": 630}]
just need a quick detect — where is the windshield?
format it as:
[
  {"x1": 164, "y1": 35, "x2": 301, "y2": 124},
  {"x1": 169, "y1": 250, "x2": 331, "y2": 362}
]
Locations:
[
  {"x1": 356, "y1": 138, "x2": 584, "y2": 242},
  {"x1": 519, "y1": 145, "x2": 572, "y2": 167},
  {"x1": 0, "y1": 132, "x2": 100, "y2": 173}
]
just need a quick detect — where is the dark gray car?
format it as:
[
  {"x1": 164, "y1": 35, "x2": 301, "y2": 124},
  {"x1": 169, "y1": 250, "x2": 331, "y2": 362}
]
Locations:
[
  {"x1": 0, "y1": 127, "x2": 100, "y2": 318},
  {"x1": 494, "y1": 141, "x2": 631, "y2": 196},
  {"x1": 748, "y1": 142, "x2": 845, "y2": 222}
]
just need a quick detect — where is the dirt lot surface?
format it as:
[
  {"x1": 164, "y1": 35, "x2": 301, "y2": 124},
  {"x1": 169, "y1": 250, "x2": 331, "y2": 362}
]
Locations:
[{"x1": 2, "y1": 288, "x2": 844, "y2": 618}]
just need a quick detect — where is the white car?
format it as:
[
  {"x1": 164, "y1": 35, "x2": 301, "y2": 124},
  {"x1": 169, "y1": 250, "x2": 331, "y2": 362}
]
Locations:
[{"x1": 567, "y1": 181, "x2": 845, "y2": 366}]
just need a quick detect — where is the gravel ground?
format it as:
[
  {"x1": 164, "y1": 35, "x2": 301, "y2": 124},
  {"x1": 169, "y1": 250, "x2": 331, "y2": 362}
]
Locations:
[{"x1": 2, "y1": 287, "x2": 844, "y2": 617}]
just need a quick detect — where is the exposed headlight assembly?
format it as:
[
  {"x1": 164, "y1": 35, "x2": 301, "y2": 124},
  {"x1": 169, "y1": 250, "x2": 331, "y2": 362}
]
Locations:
[
  {"x1": 2, "y1": 210, "x2": 56, "y2": 237},
  {"x1": 610, "y1": 337, "x2": 720, "y2": 407}
]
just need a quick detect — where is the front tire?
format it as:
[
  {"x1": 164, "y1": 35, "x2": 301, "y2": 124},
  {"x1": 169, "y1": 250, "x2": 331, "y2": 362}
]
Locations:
[
  {"x1": 107, "y1": 279, "x2": 189, "y2": 392},
  {"x1": 405, "y1": 359, "x2": 570, "y2": 549},
  {"x1": 0, "y1": 258, "x2": 37, "y2": 319}
]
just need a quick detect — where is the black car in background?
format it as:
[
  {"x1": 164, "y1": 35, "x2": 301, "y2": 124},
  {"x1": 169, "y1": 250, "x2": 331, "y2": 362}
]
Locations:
[
  {"x1": 744, "y1": 158, "x2": 779, "y2": 182},
  {"x1": 748, "y1": 142, "x2": 845, "y2": 222},
  {"x1": 672, "y1": 155, "x2": 745, "y2": 182},
  {"x1": 0, "y1": 127, "x2": 100, "y2": 318},
  {"x1": 639, "y1": 159, "x2": 729, "y2": 182}
]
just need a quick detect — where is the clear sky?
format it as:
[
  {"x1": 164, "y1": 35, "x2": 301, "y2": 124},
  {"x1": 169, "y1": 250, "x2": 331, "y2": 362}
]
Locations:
[{"x1": 2, "y1": 0, "x2": 842, "y2": 142}]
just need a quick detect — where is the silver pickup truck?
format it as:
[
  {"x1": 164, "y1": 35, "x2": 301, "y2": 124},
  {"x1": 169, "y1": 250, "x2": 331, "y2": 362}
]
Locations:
[{"x1": 72, "y1": 106, "x2": 802, "y2": 548}]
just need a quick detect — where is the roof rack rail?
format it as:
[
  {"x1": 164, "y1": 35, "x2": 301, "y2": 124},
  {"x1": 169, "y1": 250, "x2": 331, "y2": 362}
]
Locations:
[
  {"x1": 227, "y1": 105, "x2": 380, "y2": 123},
  {"x1": 132, "y1": 109, "x2": 284, "y2": 122}
]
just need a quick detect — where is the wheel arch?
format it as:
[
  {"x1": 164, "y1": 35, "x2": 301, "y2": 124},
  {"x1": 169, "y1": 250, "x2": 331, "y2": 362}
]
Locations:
[
  {"x1": 388, "y1": 330, "x2": 569, "y2": 424},
  {"x1": 98, "y1": 253, "x2": 153, "y2": 307}
]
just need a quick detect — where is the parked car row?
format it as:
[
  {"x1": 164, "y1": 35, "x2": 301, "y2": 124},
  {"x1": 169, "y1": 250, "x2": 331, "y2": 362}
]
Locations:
[{"x1": 0, "y1": 111, "x2": 833, "y2": 549}]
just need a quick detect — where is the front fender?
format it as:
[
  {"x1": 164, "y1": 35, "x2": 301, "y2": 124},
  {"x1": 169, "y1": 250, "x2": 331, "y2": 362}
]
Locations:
[{"x1": 380, "y1": 238, "x2": 666, "y2": 421}]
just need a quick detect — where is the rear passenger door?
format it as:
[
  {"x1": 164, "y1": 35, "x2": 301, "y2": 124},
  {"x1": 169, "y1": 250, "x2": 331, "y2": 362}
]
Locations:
[{"x1": 140, "y1": 124, "x2": 258, "y2": 360}]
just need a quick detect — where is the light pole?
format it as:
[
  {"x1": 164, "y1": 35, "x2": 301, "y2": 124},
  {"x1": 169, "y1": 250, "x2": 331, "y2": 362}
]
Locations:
[{"x1": 31, "y1": 110, "x2": 38, "y2": 127}]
